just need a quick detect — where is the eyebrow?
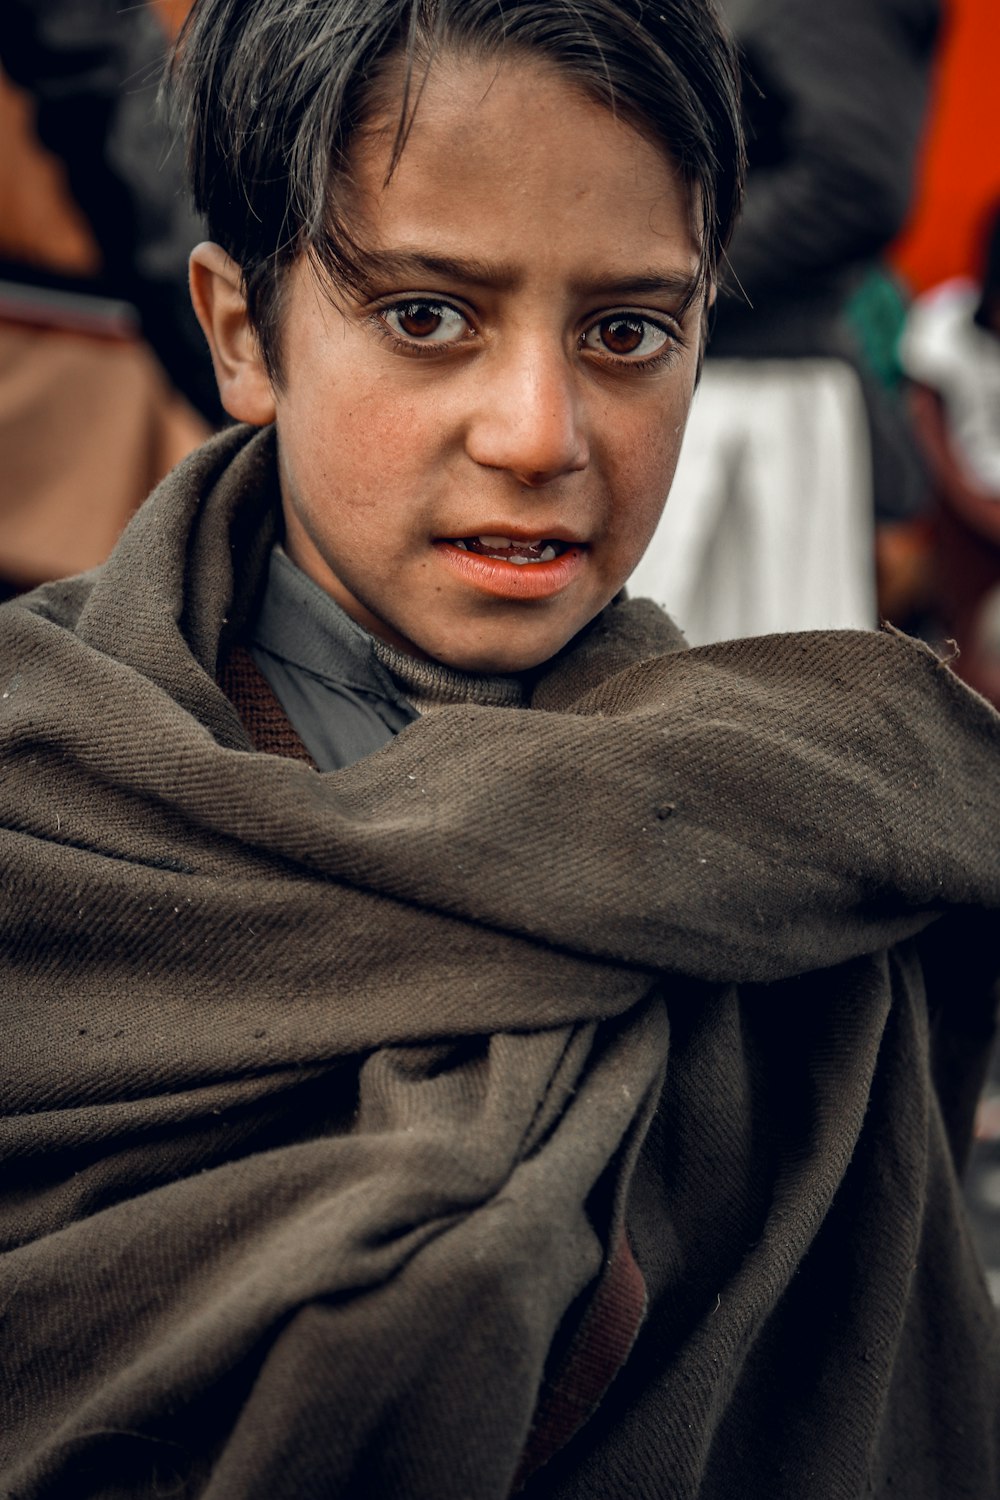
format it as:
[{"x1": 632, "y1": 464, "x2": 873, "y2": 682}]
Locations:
[{"x1": 355, "y1": 248, "x2": 703, "y2": 306}]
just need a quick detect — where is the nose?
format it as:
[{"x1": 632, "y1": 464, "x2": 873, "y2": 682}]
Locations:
[{"x1": 465, "y1": 340, "x2": 589, "y2": 487}]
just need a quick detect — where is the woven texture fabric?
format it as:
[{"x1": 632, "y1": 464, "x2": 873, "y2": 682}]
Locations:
[
  {"x1": 373, "y1": 634, "x2": 530, "y2": 711},
  {"x1": 0, "y1": 423, "x2": 998, "y2": 1498}
]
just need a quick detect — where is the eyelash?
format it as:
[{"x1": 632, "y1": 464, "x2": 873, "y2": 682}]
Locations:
[{"x1": 367, "y1": 299, "x2": 684, "y2": 372}]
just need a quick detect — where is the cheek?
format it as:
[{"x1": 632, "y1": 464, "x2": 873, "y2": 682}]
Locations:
[
  {"x1": 611, "y1": 398, "x2": 691, "y2": 514},
  {"x1": 338, "y1": 376, "x2": 436, "y2": 469},
  {"x1": 281, "y1": 379, "x2": 427, "y2": 508},
  {"x1": 647, "y1": 367, "x2": 698, "y2": 480},
  {"x1": 597, "y1": 387, "x2": 695, "y2": 574}
]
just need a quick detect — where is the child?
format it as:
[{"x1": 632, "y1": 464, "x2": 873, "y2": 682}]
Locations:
[{"x1": 0, "y1": 2, "x2": 997, "y2": 1496}]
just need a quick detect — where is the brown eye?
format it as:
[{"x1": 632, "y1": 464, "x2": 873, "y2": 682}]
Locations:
[
  {"x1": 382, "y1": 301, "x2": 468, "y2": 344},
  {"x1": 602, "y1": 317, "x2": 644, "y2": 354},
  {"x1": 582, "y1": 315, "x2": 672, "y2": 362},
  {"x1": 398, "y1": 303, "x2": 443, "y2": 337}
]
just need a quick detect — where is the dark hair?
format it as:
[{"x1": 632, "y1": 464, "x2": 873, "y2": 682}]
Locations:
[{"x1": 171, "y1": 0, "x2": 745, "y2": 380}]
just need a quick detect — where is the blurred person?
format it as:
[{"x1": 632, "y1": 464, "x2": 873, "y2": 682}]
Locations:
[
  {"x1": 0, "y1": 0, "x2": 216, "y2": 594},
  {"x1": 902, "y1": 201, "x2": 1000, "y2": 494},
  {"x1": 900, "y1": 200, "x2": 1000, "y2": 704},
  {"x1": 630, "y1": 0, "x2": 941, "y2": 645}
]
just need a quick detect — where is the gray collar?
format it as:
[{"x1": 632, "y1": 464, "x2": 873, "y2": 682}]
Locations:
[
  {"x1": 250, "y1": 545, "x2": 529, "y2": 772},
  {"x1": 252, "y1": 545, "x2": 412, "y2": 712}
]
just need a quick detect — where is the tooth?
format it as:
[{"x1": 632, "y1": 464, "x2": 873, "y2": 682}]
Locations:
[
  {"x1": 509, "y1": 555, "x2": 530, "y2": 565},
  {"x1": 453, "y1": 539, "x2": 468, "y2": 550},
  {"x1": 478, "y1": 535, "x2": 512, "y2": 548},
  {"x1": 539, "y1": 545, "x2": 556, "y2": 562}
]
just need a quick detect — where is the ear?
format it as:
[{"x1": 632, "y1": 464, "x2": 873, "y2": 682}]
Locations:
[{"x1": 189, "y1": 242, "x2": 277, "y2": 425}]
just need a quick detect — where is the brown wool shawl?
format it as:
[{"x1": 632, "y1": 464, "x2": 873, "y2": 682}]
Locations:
[{"x1": 1, "y1": 423, "x2": 999, "y2": 1499}]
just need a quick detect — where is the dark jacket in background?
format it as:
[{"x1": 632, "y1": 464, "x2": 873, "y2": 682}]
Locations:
[
  {"x1": 712, "y1": 0, "x2": 942, "y2": 521},
  {"x1": 714, "y1": 0, "x2": 941, "y2": 360}
]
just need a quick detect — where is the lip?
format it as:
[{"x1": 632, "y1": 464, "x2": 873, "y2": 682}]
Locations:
[
  {"x1": 433, "y1": 539, "x2": 587, "y2": 599},
  {"x1": 441, "y1": 524, "x2": 587, "y2": 545}
]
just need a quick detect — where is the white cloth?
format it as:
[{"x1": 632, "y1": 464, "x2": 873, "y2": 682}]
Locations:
[
  {"x1": 629, "y1": 358, "x2": 876, "y2": 646},
  {"x1": 898, "y1": 279, "x2": 1000, "y2": 495}
]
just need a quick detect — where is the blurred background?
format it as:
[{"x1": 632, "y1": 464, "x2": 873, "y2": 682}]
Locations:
[
  {"x1": 0, "y1": 0, "x2": 215, "y2": 600},
  {"x1": 630, "y1": 0, "x2": 1000, "y2": 710},
  {"x1": 0, "y1": 0, "x2": 998, "y2": 1292}
]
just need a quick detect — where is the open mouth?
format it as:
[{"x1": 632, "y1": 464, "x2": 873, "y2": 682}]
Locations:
[
  {"x1": 448, "y1": 535, "x2": 572, "y2": 565},
  {"x1": 435, "y1": 532, "x2": 586, "y2": 600}
]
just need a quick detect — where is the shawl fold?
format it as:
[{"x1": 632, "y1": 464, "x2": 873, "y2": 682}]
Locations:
[{"x1": 1, "y1": 424, "x2": 998, "y2": 1498}]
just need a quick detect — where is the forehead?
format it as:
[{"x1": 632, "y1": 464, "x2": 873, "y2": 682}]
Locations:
[{"x1": 343, "y1": 53, "x2": 703, "y2": 293}]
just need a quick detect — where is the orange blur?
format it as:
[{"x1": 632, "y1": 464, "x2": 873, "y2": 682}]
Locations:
[{"x1": 892, "y1": 0, "x2": 1000, "y2": 292}]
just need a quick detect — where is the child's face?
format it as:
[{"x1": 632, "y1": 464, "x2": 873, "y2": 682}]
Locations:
[{"x1": 226, "y1": 55, "x2": 706, "y2": 671}]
